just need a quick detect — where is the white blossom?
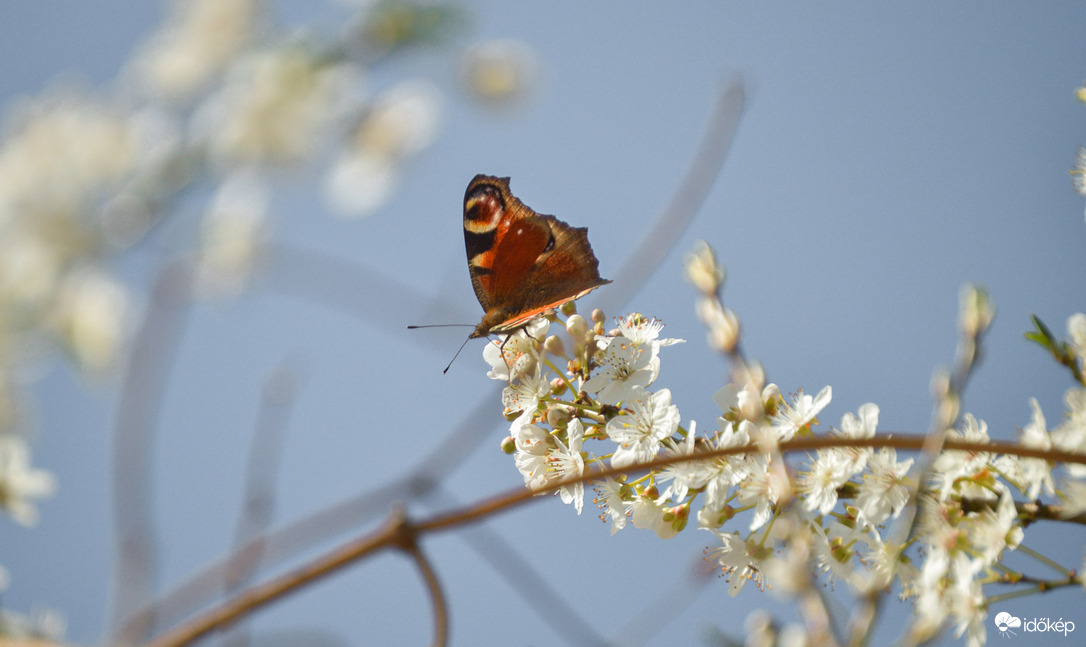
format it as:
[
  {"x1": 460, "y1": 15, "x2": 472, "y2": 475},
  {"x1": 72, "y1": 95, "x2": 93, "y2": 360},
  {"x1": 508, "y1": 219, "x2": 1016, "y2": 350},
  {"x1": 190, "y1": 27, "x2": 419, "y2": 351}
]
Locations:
[
  {"x1": 857, "y1": 448, "x2": 913, "y2": 524},
  {"x1": 550, "y1": 419, "x2": 586, "y2": 514},
  {"x1": 771, "y1": 386, "x2": 831, "y2": 442},
  {"x1": 0, "y1": 434, "x2": 57, "y2": 526},
  {"x1": 605, "y1": 387, "x2": 680, "y2": 468}
]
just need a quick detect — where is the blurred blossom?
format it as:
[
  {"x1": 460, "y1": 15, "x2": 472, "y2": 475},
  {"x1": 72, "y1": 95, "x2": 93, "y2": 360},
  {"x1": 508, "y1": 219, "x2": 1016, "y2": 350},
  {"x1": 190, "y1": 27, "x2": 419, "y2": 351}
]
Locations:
[
  {"x1": 1069, "y1": 312, "x2": 1086, "y2": 365},
  {"x1": 325, "y1": 80, "x2": 442, "y2": 217},
  {"x1": 353, "y1": 80, "x2": 441, "y2": 159},
  {"x1": 1072, "y1": 147, "x2": 1086, "y2": 196},
  {"x1": 958, "y1": 284, "x2": 993, "y2": 338},
  {"x1": 324, "y1": 151, "x2": 397, "y2": 217},
  {"x1": 0, "y1": 94, "x2": 146, "y2": 383},
  {"x1": 135, "y1": 0, "x2": 262, "y2": 99},
  {"x1": 0, "y1": 234, "x2": 63, "y2": 316},
  {"x1": 1073, "y1": 147, "x2": 1086, "y2": 223},
  {"x1": 0, "y1": 95, "x2": 139, "y2": 231},
  {"x1": 196, "y1": 47, "x2": 355, "y2": 165},
  {"x1": 0, "y1": 604, "x2": 66, "y2": 642},
  {"x1": 197, "y1": 171, "x2": 269, "y2": 297},
  {"x1": 684, "y1": 240, "x2": 725, "y2": 295},
  {"x1": 0, "y1": 433, "x2": 57, "y2": 527},
  {"x1": 461, "y1": 39, "x2": 537, "y2": 106},
  {"x1": 50, "y1": 269, "x2": 129, "y2": 373}
]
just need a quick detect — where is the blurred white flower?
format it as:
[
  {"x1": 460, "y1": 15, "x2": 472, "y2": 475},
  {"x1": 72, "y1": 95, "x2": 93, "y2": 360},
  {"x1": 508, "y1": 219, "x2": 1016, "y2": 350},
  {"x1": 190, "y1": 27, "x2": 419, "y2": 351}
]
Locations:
[
  {"x1": 705, "y1": 528, "x2": 765, "y2": 596},
  {"x1": 1052, "y1": 387, "x2": 1086, "y2": 479},
  {"x1": 197, "y1": 170, "x2": 268, "y2": 297},
  {"x1": 460, "y1": 39, "x2": 537, "y2": 106},
  {"x1": 134, "y1": 0, "x2": 261, "y2": 99},
  {"x1": 958, "y1": 285, "x2": 993, "y2": 338},
  {"x1": 856, "y1": 448, "x2": 913, "y2": 524},
  {"x1": 197, "y1": 47, "x2": 355, "y2": 165},
  {"x1": 684, "y1": 240, "x2": 724, "y2": 295},
  {"x1": 50, "y1": 269, "x2": 130, "y2": 372},
  {"x1": 770, "y1": 386, "x2": 831, "y2": 442},
  {"x1": 0, "y1": 604, "x2": 66, "y2": 642},
  {"x1": 1072, "y1": 147, "x2": 1086, "y2": 196},
  {"x1": 0, "y1": 95, "x2": 139, "y2": 229},
  {"x1": 0, "y1": 233, "x2": 63, "y2": 314},
  {"x1": 324, "y1": 150, "x2": 397, "y2": 217},
  {"x1": 0, "y1": 434, "x2": 57, "y2": 526},
  {"x1": 1068, "y1": 312, "x2": 1086, "y2": 368},
  {"x1": 1018, "y1": 398, "x2": 1055, "y2": 499},
  {"x1": 325, "y1": 80, "x2": 442, "y2": 217}
]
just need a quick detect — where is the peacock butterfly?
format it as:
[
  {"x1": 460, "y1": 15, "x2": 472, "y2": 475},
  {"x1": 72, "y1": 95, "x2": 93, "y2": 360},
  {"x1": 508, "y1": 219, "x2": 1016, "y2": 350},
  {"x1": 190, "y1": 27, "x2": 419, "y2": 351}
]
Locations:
[{"x1": 463, "y1": 174, "x2": 611, "y2": 340}]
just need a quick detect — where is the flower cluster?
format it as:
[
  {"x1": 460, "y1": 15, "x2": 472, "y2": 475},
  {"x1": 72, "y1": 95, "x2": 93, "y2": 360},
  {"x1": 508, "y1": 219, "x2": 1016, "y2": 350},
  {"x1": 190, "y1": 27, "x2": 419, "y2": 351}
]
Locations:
[
  {"x1": 489, "y1": 252, "x2": 1086, "y2": 647},
  {"x1": 0, "y1": 0, "x2": 536, "y2": 639}
]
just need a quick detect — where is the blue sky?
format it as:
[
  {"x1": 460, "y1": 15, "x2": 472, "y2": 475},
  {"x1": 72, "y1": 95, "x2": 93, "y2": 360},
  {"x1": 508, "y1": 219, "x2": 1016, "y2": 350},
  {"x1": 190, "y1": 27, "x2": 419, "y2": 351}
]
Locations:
[{"x1": 1, "y1": 2, "x2": 1085, "y2": 646}]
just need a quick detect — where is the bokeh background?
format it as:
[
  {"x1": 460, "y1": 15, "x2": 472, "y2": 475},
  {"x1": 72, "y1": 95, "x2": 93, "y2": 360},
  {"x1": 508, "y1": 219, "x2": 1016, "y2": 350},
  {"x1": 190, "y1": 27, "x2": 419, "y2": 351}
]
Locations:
[{"x1": 1, "y1": 1, "x2": 1085, "y2": 645}]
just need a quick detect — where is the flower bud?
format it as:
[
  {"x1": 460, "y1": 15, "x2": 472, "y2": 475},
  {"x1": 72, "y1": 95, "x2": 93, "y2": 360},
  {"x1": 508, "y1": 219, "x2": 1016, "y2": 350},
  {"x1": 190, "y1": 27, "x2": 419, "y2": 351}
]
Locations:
[
  {"x1": 708, "y1": 307, "x2": 741, "y2": 354},
  {"x1": 684, "y1": 240, "x2": 724, "y2": 295},
  {"x1": 566, "y1": 314, "x2": 588, "y2": 342},
  {"x1": 544, "y1": 334, "x2": 566, "y2": 358},
  {"x1": 500, "y1": 435, "x2": 516, "y2": 454},
  {"x1": 549, "y1": 377, "x2": 567, "y2": 395},
  {"x1": 546, "y1": 405, "x2": 571, "y2": 429},
  {"x1": 958, "y1": 284, "x2": 994, "y2": 337}
]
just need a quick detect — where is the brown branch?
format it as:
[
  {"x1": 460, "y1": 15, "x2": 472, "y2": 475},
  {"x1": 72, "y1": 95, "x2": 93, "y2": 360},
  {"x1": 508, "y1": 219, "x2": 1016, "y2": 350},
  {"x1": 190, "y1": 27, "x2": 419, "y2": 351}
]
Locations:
[
  {"x1": 423, "y1": 485, "x2": 606, "y2": 645},
  {"x1": 959, "y1": 497, "x2": 1086, "y2": 527},
  {"x1": 401, "y1": 533, "x2": 449, "y2": 647},
  {"x1": 139, "y1": 433, "x2": 1086, "y2": 647}
]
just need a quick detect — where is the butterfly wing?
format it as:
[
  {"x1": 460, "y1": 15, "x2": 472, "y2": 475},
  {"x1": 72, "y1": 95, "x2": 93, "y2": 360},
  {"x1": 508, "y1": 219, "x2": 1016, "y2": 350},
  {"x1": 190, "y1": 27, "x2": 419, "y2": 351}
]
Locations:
[{"x1": 463, "y1": 175, "x2": 610, "y2": 337}]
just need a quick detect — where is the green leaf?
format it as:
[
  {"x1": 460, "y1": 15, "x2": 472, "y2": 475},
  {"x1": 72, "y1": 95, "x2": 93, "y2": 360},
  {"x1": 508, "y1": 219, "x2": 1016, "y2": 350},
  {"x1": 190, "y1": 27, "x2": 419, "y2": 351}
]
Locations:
[{"x1": 1025, "y1": 314, "x2": 1058, "y2": 352}]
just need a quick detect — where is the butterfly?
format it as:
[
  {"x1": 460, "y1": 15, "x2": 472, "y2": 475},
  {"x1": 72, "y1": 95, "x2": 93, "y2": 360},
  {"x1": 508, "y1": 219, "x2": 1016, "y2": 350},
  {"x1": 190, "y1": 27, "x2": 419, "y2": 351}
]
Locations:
[
  {"x1": 411, "y1": 175, "x2": 610, "y2": 372},
  {"x1": 463, "y1": 174, "x2": 611, "y2": 340}
]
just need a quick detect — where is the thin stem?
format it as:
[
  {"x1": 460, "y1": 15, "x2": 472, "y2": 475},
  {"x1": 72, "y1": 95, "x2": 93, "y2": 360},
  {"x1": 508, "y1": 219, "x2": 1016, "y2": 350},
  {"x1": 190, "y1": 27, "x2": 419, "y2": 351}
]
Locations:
[
  {"x1": 404, "y1": 542, "x2": 448, "y2": 647},
  {"x1": 1015, "y1": 543, "x2": 1071, "y2": 576}
]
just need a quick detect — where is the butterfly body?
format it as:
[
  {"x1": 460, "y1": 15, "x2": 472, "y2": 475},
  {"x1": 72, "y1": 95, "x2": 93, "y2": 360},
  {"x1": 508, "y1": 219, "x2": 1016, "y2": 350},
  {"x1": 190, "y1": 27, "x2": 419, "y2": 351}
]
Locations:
[{"x1": 463, "y1": 175, "x2": 610, "y2": 338}]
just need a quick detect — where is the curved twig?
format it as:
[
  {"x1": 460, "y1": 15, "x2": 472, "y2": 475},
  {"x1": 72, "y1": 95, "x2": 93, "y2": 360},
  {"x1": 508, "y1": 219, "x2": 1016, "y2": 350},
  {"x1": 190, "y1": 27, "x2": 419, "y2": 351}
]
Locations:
[
  {"x1": 139, "y1": 434, "x2": 1086, "y2": 647},
  {"x1": 111, "y1": 258, "x2": 196, "y2": 645}
]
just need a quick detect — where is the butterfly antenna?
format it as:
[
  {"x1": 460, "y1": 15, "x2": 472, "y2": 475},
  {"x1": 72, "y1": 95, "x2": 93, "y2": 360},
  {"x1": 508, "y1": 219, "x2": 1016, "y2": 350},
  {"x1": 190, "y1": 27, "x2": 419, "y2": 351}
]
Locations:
[
  {"x1": 442, "y1": 336, "x2": 472, "y2": 374},
  {"x1": 406, "y1": 324, "x2": 473, "y2": 330}
]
